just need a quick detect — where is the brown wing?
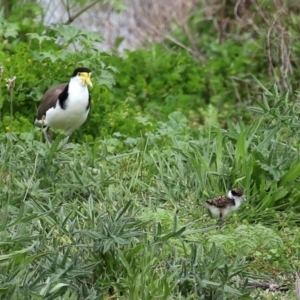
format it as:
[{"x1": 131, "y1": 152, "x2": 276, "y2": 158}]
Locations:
[
  {"x1": 206, "y1": 196, "x2": 234, "y2": 208},
  {"x1": 36, "y1": 83, "x2": 68, "y2": 120}
]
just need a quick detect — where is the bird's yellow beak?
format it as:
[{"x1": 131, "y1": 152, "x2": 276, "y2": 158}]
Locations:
[{"x1": 80, "y1": 72, "x2": 93, "y2": 87}]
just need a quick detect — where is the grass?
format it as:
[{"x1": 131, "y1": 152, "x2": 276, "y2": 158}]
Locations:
[{"x1": 1, "y1": 87, "x2": 300, "y2": 299}]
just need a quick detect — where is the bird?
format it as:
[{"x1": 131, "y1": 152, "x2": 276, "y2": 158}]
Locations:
[
  {"x1": 34, "y1": 67, "x2": 93, "y2": 142},
  {"x1": 205, "y1": 188, "x2": 246, "y2": 227}
]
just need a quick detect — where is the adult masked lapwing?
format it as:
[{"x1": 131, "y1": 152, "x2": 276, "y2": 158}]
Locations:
[{"x1": 34, "y1": 67, "x2": 92, "y2": 142}]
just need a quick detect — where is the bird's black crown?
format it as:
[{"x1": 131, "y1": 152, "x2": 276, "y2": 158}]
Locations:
[
  {"x1": 231, "y1": 188, "x2": 244, "y2": 197},
  {"x1": 72, "y1": 67, "x2": 91, "y2": 76}
]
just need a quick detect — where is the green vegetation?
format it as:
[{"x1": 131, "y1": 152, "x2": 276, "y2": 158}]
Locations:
[{"x1": 1, "y1": 0, "x2": 300, "y2": 299}]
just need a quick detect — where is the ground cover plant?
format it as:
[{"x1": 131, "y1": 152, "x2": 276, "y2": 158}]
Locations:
[
  {"x1": 1, "y1": 96, "x2": 300, "y2": 299},
  {"x1": 1, "y1": 0, "x2": 300, "y2": 299}
]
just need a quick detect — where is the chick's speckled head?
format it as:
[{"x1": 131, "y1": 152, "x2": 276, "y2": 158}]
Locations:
[{"x1": 228, "y1": 188, "x2": 246, "y2": 200}]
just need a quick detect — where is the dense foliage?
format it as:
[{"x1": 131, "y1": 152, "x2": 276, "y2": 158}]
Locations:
[{"x1": 1, "y1": 0, "x2": 300, "y2": 299}]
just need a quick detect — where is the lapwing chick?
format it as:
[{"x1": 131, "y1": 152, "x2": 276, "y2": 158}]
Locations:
[
  {"x1": 205, "y1": 188, "x2": 246, "y2": 227},
  {"x1": 34, "y1": 67, "x2": 92, "y2": 142}
]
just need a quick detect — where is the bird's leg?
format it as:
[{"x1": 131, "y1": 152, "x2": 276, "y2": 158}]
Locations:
[
  {"x1": 217, "y1": 212, "x2": 223, "y2": 228},
  {"x1": 217, "y1": 219, "x2": 223, "y2": 227},
  {"x1": 65, "y1": 135, "x2": 70, "y2": 144},
  {"x1": 57, "y1": 135, "x2": 70, "y2": 150},
  {"x1": 207, "y1": 208, "x2": 213, "y2": 218},
  {"x1": 45, "y1": 127, "x2": 53, "y2": 143},
  {"x1": 62, "y1": 135, "x2": 70, "y2": 147}
]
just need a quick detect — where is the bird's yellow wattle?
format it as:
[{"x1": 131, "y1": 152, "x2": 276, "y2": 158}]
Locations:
[{"x1": 80, "y1": 72, "x2": 92, "y2": 87}]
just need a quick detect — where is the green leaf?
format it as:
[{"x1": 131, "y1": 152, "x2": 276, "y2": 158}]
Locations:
[
  {"x1": 97, "y1": 69, "x2": 115, "y2": 89},
  {"x1": 27, "y1": 33, "x2": 54, "y2": 44},
  {"x1": 280, "y1": 163, "x2": 300, "y2": 185},
  {"x1": 55, "y1": 25, "x2": 81, "y2": 42},
  {"x1": 158, "y1": 226, "x2": 186, "y2": 241}
]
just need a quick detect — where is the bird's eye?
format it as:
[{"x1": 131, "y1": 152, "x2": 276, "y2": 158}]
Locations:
[{"x1": 78, "y1": 72, "x2": 81, "y2": 76}]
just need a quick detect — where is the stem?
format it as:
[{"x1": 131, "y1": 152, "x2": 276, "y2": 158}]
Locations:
[
  {"x1": 63, "y1": 0, "x2": 100, "y2": 25},
  {"x1": 1, "y1": 0, "x2": 10, "y2": 19},
  {"x1": 10, "y1": 90, "x2": 13, "y2": 130},
  {"x1": 0, "y1": 81, "x2": 2, "y2": 123}
]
